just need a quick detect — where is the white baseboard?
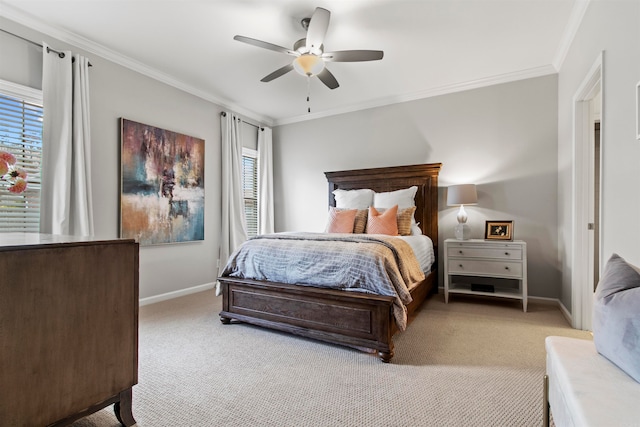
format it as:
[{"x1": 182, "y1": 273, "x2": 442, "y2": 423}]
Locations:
[
  {"x1": 528, "y1": 296, "x2": 573, "y2": 324},
  {"x1": 139, "y1": 282, "x2": 216, "y2": 306},
  {"x1": 526, "y1": 296, "x2": 572, "y2": 325},
  {"x1": 556, "y1": 299, "x2": 573, "y2": 326},
  {"x1": 527, "y1": 295, "x2": 558, "y2": 305}
]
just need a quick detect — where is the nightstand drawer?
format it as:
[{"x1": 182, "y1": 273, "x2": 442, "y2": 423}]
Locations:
[
  {"x1": 448, "y1": 259, "x2": 523, "y2": 278},
  {"x1": 447, "y1": 246, "x2": 522, "y2": 260}
]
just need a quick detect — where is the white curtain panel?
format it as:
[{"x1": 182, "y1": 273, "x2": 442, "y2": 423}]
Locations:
[
  {"x1": 217, "y1": 112, "x2": 248, "y2": 295},
  {"x1": 70, "y1": 55, "x2": 94, "y2": 235},
  {"x1": 257, "y1": 126, "x2": 274, "y2": 235},
  {"x1": 40, "y1": 43, "x2": 94, "y2": 236}
]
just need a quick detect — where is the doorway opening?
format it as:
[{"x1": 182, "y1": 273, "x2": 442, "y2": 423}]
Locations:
[{"x1": 571, "y1": 53, "x2": 603, "y2": 330}]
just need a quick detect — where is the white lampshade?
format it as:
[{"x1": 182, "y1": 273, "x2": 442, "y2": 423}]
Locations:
[
  {"x1": 447, "y1": 184, "x2": 478, "y2": 206},
  {"x1": 293, "y1": 54, "x2": 325, "y2": 76},
  {"x1": 447, "y1": 184, "x2": 478, "y2": 240}
]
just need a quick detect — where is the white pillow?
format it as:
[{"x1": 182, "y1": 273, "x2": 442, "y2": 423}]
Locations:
[
  {"x1": 373, "y1": 186, "x2": 418, "y2": 209},
  {"x1": 411, "y1": 224, "x2": 423, "y2": 235},
  {"x1": 333, "y1": 188, "x2": 374, "y2": 209},
  {"x1": 374, "y1": 186, "x2": 419, "y2": 227}
]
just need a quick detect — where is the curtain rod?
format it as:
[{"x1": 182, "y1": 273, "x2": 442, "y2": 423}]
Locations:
[
  {"x1": 220, "y1": 111, "x2": 264, "y2": 131},
  {"x1": 0, "y1": 28, "x2": 92, "y2": 66}
]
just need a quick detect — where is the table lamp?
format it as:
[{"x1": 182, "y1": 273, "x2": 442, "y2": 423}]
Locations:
[{"x1": 447, "y1": 184, "x2": 478, "y2": 240}]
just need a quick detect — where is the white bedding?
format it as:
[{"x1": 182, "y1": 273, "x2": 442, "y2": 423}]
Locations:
[{"x1": 398, "y1": 234, "x2": 435, "y2": 274}]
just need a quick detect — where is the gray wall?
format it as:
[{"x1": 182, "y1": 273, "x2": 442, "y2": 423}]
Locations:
[
  {"x1": 0, "y1": 17, "x2": 223, "y2": 300},
  {"x1": 11, "y1": 3, "x2": 632, "y2": 307},
  {"x1": 273, "y1": 75, "x2": 560, "y2": 298},
  {"x1": 557, "y1": 1, "x2": 640, "y2": 310}
]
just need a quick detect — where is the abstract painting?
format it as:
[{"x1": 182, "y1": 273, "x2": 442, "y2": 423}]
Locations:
[{"x1": 120, "y1": 118, "x2": 204, "y2": 245}]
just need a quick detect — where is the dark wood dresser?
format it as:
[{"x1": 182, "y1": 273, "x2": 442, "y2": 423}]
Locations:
[{"x1": 0, "y1": 234, "x2": 139, "y2": 426}]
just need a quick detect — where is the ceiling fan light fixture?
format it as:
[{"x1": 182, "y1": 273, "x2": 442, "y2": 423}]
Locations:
[
  {"x1": 233, "y1": 7, "x2": 382, "y2": 93},
  {"x1": 293, "y1": 54, "x2": 325, "y2": 76}
]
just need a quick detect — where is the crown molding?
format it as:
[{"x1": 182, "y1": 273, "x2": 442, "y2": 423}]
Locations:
[
  {"x1": 552, "y1": 0, "x2": 590, "y2": 70},
  {"x1": 2, "y1": 2, "x2": 574, "y2": 129},
  {"x1": 0, "y1": 4, "x2": 275, "y2": 127},
  {"x1": 274, "y1": 64, "x2": 558, "y2": 126}
]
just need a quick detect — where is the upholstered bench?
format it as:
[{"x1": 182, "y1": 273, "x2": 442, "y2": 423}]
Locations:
[
  {"x1": 544, "y1": 336, "x2": 640, "y2": 427},
  {"x1": 544, "y1": 254, "x2": 640, "y2": 426}
]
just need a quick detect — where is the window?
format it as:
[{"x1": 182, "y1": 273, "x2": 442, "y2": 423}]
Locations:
[
  {"x1": 0, "y1": 81, "x2": 43, "y2": 232},
  {"x1": 242, "y1": 147, "x2": 258, "y2": 237}
]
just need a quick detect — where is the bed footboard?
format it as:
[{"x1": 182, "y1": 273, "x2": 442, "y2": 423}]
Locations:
[{"x1": 218, "y1": 277, "x2": 396, "y2": 362}]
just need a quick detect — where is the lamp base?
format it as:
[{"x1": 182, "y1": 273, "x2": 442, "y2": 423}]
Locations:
[{"x1": 454, "y1": 223, "x2": 471, "y2": 240}]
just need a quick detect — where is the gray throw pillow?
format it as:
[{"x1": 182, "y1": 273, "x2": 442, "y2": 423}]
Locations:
[{"x1": 592, "y1": 253, "x2": 640, "y2": 383}]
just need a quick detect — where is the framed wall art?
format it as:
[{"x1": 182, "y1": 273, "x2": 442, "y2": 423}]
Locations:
[
  {"x1": 485, "y1": 220, "x2": 513, "y2": 241},
  {"x1": 120, "y1": 118, "x2": 205, "y2": 246}
]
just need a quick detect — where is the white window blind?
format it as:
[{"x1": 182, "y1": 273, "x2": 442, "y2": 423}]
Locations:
[
  {"x1": 242, "y1": 148, "x2": 258, "y2": 237},
  {"x1": 0, "y1": 83, "x2": 43, "y2": 232}
]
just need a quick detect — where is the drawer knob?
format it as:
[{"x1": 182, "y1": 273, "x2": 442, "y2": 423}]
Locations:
[
  {"x1": 505, "y1": 266, "x2": 510, "y2": 270},
  {"x1": 459, "y1": 250, "x2": 463, "y2": 254},
  {"x1": 459, "y1": 264, "x2": 464, "y2": 268},
  {"x1": 505, "y1": 252, "x2": 510, "y2": 256}
]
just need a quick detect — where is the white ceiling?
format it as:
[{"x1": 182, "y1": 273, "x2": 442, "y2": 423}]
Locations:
[{"x1": 1, "y1": 0, "x2": 586, "y2": 126}]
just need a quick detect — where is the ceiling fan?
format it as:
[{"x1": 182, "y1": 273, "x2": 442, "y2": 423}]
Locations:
[{"x1": 233, "y1": 7, "x2": 383, "y2": 90}]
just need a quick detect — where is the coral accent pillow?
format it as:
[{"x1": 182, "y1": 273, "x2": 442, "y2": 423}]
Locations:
[
  {"x1": 325, "y1": 207, "x2": 357, "y2": 233},
  {"x1": 366, "y1": 205, "x2": 399, "y2": 236},
  {"x1": 333, "y1": 208, "x2": 368, "y2": 233},
  {"x1": 374, "y1": 206, "x2": 416, "y2": 236}
]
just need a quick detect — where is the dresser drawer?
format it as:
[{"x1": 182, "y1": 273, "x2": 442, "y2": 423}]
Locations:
[
  {"x1": 447, "y1": 246, "x2": 522, "y2": 260},
  {"x1": 448, "y1": 259, "x2": 523, "y2": 278}
]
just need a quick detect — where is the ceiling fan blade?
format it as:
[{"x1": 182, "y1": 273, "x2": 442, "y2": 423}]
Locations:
[
  {"x1": 322, "y1": 50, "x2": 384, "y2": 62},
  {"x1": 305, "y1": 7, "x2": 330, "y2": 54},
  {"x1": 234, "y1": 35, "x2": 297, "y2": 56},
  {"x1": 316, "y1": 67, "x2": 339, "y2": 90},
  {"x1": 260, "y1": 64, "x2": 295, "y2": 82}
]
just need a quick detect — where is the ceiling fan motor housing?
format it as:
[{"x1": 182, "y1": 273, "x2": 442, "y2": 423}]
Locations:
[{"x1": 293, "y1": 38, "x2": 323, "y2": 54}]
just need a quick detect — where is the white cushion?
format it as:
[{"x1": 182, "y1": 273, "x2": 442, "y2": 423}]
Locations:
[
  {"x1": 332, "y1": 188, "x2": 374, "y2": 210},
  {"x1": 373, "y1": 186, "x2": 418, "y2": 209}
]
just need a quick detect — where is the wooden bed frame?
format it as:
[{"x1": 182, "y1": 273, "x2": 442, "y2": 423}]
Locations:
[{"x1": 219, "y1": 163, "x2": 441, "y2": 362}]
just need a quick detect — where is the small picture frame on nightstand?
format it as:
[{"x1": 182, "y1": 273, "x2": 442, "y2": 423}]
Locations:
[{"x1": 485, "y1": 220, "x2": 513, "y2": 240}]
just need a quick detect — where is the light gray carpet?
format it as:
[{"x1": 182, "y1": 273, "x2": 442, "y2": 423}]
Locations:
[{"x1": 72, "y1": 291, "x2": 590, "y2": 426}]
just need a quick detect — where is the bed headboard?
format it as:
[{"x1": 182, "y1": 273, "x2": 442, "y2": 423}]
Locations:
[{"x1": 324, "y1": 163, "x2": 442, "y2": 257}]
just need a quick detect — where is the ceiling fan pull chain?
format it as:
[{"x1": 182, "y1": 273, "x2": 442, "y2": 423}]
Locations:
[{"x1": 307, "y1": 76, "x2": 311, "y2": 113}]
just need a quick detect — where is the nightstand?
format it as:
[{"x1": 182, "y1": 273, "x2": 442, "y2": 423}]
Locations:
[{"x1": 444, "y1": 238, "x2": 528, "y2": 311}]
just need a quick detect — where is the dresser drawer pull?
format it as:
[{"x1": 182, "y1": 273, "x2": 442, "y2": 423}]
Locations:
[
  {"x1": 505, "y1": 252, "x2": 510, "y2": 256},
  {"x1": 459, "y1": 264, "x2": 464, "y2": 268},
  {"x1": 505, "y1": 266, "x2": 510, "y2": 270},
  {"x1": 459, "y1": 250, "x2": 463, "y2": 254}
]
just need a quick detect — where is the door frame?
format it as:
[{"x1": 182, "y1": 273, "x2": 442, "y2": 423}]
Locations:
[{"x1": 571, "y1": 52, "x2": 603, "y2": 330}]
